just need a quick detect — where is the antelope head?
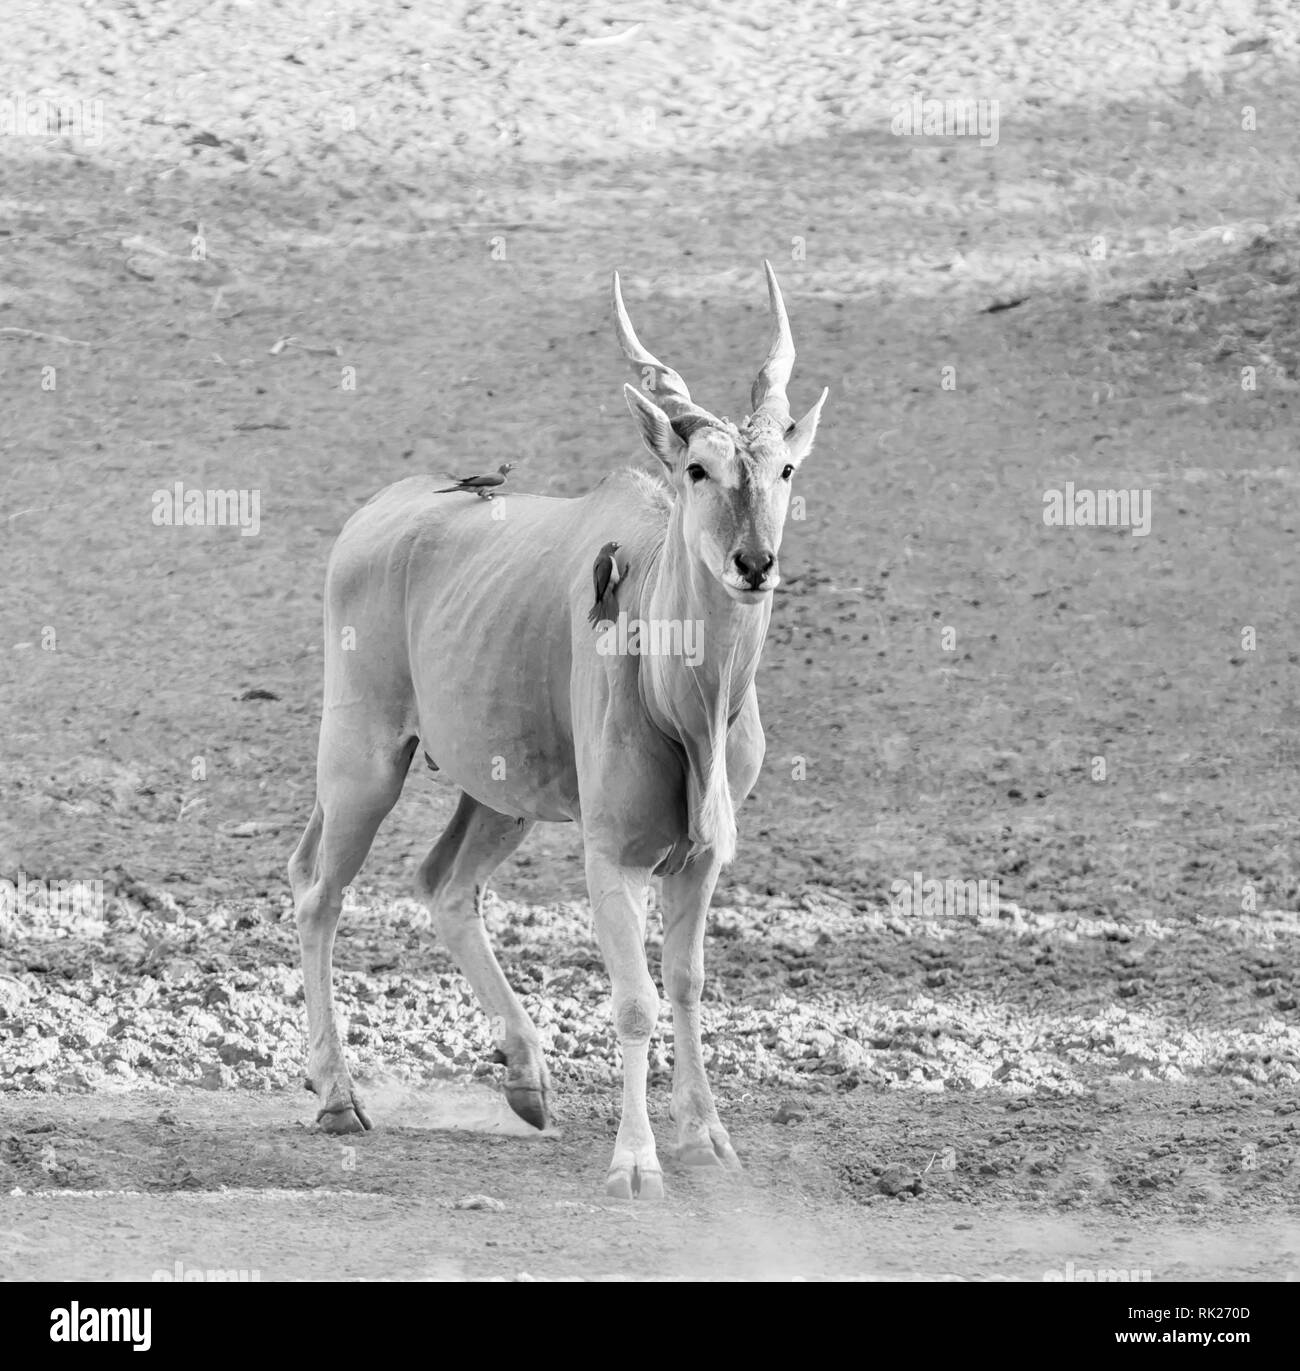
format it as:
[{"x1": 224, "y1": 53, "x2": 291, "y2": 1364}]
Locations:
[{"x1": 613, "y1": 262, "x2": 828, "y2": 604}]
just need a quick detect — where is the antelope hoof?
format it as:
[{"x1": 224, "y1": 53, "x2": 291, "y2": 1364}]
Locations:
[
  {"x1": 313, "y1": 1086, "x2": 372, "y2": 1133},
  {"x1": 505, "y1": 1086, "x2": 550, "y2": 1131},
  {"x1": 678, "y1": 1131, "x2": 742, "y2": 1172},
  {"x1": 606, "y1": 1164, "x2": 665, "y2": 1201},
  {"x1": 317, "y1": 1103, "x2": 371, "y2": 1133}
]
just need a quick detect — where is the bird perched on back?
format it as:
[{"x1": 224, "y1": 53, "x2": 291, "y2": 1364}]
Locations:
[
  {"x1": 588, "y1": 540, "x2": 626, "y2": 627},
  {"x1": 436, "y1": 462, "x2": 515, "y2": 499}
]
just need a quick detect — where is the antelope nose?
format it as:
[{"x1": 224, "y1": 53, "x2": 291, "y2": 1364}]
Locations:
[{"x1": 733, "y1": 549, "x2": 775, "y2": 589}]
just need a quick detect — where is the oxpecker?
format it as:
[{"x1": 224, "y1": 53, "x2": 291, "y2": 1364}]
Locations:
[
  {"x1": 436, "y1": 462, "x2": 515, "y2": 499},
  {"x1": 588, "y1": 540, "x2": 625, "y2": 627}
]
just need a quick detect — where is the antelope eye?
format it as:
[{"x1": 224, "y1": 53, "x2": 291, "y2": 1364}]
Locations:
[
  {"x1": 781, "y1": 463, "x2": 795, "y2": 481},
  {"x1": 686, "y1": 464, "x2": 708, "y2": 483}
]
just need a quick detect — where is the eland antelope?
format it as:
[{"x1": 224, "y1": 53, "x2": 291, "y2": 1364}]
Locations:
[{"x1": 287, "y1": 262, "x2": 827, "y2": 1199}]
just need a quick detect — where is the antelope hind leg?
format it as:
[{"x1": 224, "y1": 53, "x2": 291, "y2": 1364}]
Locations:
[
  {"x1": 289, "y1": 737, "x2": 414, "y2": 1133},
  {"x1": 416, "y1": 792, "x2": 551, "y2": 1129}
]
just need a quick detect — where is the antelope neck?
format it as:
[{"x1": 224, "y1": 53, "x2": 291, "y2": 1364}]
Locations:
[{"x1": 637, "y1": 501, "x2": 769, "y2": 741}]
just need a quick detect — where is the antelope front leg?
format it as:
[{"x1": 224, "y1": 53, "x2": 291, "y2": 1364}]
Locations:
[
  {"x1": 585, "y1": 852, "x2": 664, "y2": 1200},
  {"x1": 661, "y1": 854, "x2": 741, "y2": 1171}
]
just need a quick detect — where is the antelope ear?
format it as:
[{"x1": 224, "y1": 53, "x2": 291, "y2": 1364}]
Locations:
[
  {"x1": 623, "y1": 382, "x2": 686, "y2": 473},
  {"x1": 784, "y1": 387, "x2": 828, "y2": 465}
]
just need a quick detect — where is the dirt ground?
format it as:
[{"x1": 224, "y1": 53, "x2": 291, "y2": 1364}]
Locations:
[
  {"x1": 3, "y1": 1087, "x2": 1298, "y2": 1281},
  {"x1": 2, "y1": 15, "x2": 1300, "y2": 1280},
  {"x1": 5, "y1": 74, "x2": 1300, "y2": 916}
]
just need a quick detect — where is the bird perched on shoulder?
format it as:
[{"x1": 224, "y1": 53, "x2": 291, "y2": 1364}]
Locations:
[
  {"x1": 436, "y1": 462, "x2": 515, "y2": 499},
  {"x1": 588, "y1": 540, "x2": 626, "y2": 627}
]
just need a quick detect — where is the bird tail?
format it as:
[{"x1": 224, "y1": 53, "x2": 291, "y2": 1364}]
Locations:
[
  {"x1": 434, "y1": 485, "x2": 463, "y2": 494},
  {"x1": 588, "y1": 594, "x2": 615, "y2": 628}
]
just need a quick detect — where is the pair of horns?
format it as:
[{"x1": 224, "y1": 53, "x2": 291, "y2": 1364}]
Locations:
[{"x1": 611, "y1": 261, "x2": 795, "y2": 430}]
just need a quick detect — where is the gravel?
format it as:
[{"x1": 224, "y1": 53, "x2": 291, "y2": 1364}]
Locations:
[{"x1": 2, "y1": 880, "x2": 1297, "y2": 1107}]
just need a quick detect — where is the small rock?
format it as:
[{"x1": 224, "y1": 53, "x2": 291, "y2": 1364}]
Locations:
[
  {"x1": 773, "y1": 1100, "x2": 807, "y2": 1125},
  {"x1": 61, "y1": 1021, "x2": 109, "y2": 1050},
  {"x1": 132, "y1": 978, "x2": 160, "y2": 1007},
  {"x1": 0, "y1": 975, "x2": 31, "y2": 1015},
  {"x1": 803, "y1": 1028, "x2": 835, "y2": 1054},
  {"x1": 454, "y1": 1194, "x2": 505, "y2": 1211},
  {"x1": 877, "y1": 1165, "x2": 922, "y2": 1196},
  {"x1": 222, "y1": 821, "x2": 282, "y2": 838},
  {"x1": 216, "y1": 1036, "x2": 272, "y2": 1067}
]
